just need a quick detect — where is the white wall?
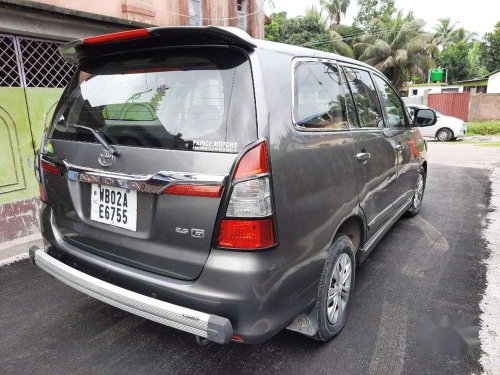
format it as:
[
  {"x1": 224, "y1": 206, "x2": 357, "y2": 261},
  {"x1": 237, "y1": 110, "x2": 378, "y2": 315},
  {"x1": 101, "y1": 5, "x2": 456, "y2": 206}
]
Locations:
[{"x1": 487, "y1": 72, "x2": 500, "y2": 94}]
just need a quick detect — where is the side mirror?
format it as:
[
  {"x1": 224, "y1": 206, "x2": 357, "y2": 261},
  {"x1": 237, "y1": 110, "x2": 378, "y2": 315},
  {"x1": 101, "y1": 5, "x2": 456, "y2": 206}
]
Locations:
[{"x1": 413, "y1": 108, "x2": 437, "y2": 127}]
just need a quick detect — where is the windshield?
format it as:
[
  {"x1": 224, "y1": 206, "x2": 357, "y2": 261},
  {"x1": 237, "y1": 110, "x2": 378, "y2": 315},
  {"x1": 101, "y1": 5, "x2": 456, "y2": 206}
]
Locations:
[{"x1": 49, "y1": 48, "x2": 256, "y2": 153}]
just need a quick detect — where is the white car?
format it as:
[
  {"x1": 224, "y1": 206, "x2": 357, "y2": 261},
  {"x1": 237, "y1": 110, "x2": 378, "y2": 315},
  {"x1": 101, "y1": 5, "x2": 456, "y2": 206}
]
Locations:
[{"x1": 408, "y1": 104, "x2": 467, "y2": 142}]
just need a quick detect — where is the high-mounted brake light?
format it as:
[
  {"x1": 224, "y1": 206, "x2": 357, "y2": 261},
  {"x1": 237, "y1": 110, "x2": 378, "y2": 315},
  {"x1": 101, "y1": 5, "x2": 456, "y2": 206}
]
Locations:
[
  {"x1": 217, "y1": 141, "x2": 277, "y2": 250},
  {"x1": 163, "y1": 184, "x2": 223, "y2": 198},
  {"x1": 83, "y1": 29, "x2": 150, "y2": 45}
]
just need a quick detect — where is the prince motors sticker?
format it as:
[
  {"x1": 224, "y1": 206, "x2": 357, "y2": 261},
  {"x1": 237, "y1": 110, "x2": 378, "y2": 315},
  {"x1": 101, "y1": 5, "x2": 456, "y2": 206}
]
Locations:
[{"x1": 192, "y1": 140, "x2": 238, "y2": 153}]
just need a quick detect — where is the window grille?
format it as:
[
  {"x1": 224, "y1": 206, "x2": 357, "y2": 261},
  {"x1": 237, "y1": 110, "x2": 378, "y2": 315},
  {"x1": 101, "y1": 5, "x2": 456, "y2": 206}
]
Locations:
[
  {"x1": 237, "y1": 0, "x2": 247, "y2": 30},
  {"x1": 18, "y1": 37, "x2": 76, "y2": 88},
  {"x1": 189, "y1": 0, "x2": 202, "y2": 26},
  {"x1": 0, "y1": 35, "x2": 22, "y2": 87}
]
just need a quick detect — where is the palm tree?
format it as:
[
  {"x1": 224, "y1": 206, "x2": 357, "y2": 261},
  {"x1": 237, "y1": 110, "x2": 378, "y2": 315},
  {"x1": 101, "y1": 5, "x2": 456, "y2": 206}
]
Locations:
[
  {"x1": 354, "y1": 10, "x2": 437, "y2": 89},
  {"x1": 321, "y1": 0, "x2": 350, "y2": 25},
  {"x1": 433, "y1": 17, "x2": 458, "y2": 48},
  {"x1": 450, "y1": 27, "x2": 478, "y2": 45}
]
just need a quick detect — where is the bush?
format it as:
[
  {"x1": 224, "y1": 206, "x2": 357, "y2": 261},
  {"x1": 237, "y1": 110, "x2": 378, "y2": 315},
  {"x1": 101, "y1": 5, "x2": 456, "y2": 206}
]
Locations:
[{"x1": 467, "y1": 121, "x2": 500, "y2": 136}]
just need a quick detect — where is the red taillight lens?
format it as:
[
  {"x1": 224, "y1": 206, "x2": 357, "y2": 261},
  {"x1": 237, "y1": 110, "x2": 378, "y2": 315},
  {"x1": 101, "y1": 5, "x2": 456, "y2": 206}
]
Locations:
[
  {"x1": 83, "y1": 28, "x2": 150, "y2": 45},
  {"x1": 217, "y1": 219, "x2": 276, "y2": 249},
  {"x1": 234, "y1": 142, "x2": 268, "y2": 180},
  {"x1": 39, "y1": 183, "x2": 48, "y2": 203},
  {"x1": 163, "y1": 184, "x2": 223, "y2": 198},
  {"x1": 41, "y1": 160, "x2": 59, "y2": 175}
]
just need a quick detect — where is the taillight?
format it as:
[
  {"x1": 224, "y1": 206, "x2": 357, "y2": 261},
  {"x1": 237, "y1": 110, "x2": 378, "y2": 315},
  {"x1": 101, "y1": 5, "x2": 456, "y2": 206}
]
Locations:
[
  {"x1": 163, "y1": 184, "x2": 223, "y2": 198},
  {"x1": 39, "y1": 183, "x2": 48, "y2": 204},
  {"x1": 83, "y1": 28, "x2": 150, "y2": 45},
  {"x1": 41, "y1": 160, "x2": 59, "y2": 175},
  {"x1": 217, "y1": 141, "x2": 277, "y2": 250}
]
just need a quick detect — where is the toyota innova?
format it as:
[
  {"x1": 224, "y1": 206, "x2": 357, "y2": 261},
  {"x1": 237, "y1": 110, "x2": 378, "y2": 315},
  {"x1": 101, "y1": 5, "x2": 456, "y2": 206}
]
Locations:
[{"x1": 31, "y1": 26, "x2": 437, "y2": 344}]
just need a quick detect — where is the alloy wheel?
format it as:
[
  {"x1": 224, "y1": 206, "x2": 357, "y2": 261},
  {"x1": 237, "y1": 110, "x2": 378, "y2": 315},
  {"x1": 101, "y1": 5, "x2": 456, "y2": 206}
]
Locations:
[
  {"x1": 327, "y1": 253, "x2": 352, "y2": 325},
  {"x1": 413, "y1": 174, "x2": 424, "y2": 209}
]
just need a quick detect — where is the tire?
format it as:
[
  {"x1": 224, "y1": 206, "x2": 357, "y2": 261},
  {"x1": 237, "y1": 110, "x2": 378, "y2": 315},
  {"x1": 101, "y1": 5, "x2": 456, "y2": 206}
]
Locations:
[
  {"x1": 436, "y1": 128, "x2": 453, "y2": 142},
  {"x1": 405, "y1": 170, "x2": 426, "y2": 217},
  {"x1": 313, "y1": 235, "x2": 355, "y2": 342}
]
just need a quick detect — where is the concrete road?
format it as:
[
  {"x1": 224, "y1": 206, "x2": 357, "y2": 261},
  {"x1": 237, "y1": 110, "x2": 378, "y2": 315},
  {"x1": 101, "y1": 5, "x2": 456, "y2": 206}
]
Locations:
[{"x1": 0, "y1": 144, "x2": 494, "y2": 375}]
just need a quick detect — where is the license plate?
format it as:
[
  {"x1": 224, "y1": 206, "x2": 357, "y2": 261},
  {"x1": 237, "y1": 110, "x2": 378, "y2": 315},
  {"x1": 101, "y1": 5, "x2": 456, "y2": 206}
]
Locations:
[{"x1": 90, "y1": 184, "x2": 137, "y2": 231}]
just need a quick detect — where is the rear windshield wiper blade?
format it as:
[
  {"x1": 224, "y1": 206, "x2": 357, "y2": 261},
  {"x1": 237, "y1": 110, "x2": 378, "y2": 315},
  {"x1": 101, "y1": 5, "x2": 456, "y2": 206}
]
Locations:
[{"x1": 68, "y1": 124, "x2": 120, "y2": 157}]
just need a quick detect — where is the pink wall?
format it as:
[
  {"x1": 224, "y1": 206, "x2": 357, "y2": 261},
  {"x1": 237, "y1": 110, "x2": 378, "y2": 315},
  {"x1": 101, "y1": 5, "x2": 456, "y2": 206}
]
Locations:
[{"x1": 32, "y1": 0, "x2": 264, "y2": 38}]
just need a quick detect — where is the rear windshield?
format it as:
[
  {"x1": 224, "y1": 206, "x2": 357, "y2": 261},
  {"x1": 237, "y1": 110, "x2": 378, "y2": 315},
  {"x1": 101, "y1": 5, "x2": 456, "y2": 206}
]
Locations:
[{"x1": 49, "y1": 48, "x2": 256, "y2": 153}]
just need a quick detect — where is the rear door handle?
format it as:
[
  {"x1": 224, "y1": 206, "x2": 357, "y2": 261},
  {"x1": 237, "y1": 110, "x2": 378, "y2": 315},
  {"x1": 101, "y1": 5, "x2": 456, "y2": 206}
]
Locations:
[{"x1": 356, "y1": 152, "x2": 371, "y2": 162}]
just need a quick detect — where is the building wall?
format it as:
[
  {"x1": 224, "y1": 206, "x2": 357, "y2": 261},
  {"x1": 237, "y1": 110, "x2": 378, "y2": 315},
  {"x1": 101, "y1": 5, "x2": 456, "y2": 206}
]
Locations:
[
  {"x1": 487, "y1": 72, "x2": 500, "y2": 94},
  {"x1": 469, "y1": 94, "x2": 500, "y2": 121},
  {"x1": 32, "y1": 0, "x2": 265, "y2": 38}
]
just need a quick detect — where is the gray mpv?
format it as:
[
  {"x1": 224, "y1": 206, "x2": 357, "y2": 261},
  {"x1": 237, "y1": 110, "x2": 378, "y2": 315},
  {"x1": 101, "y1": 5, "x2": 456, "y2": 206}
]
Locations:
[{"x1": 31, "y1": 26, "x2": 436, "y2": 344}]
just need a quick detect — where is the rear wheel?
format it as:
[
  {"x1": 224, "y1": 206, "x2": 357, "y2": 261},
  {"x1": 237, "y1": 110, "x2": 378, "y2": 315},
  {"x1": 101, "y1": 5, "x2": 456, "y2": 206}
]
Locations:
[
  {"x1": 436, "y1": 128, "x2": 453, "y2": 142},
  {"x1": 313, "y1": 235, "x2": 355, "y2": 341},
  {"x1": 406, "y1": 170, "x2": 426, "y2": 217}
]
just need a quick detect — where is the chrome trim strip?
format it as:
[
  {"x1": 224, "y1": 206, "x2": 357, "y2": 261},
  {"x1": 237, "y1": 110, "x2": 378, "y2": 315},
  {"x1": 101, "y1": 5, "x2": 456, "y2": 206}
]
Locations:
[{"x1": 40, "y1": 156, "x2": 226, "y2": 194}]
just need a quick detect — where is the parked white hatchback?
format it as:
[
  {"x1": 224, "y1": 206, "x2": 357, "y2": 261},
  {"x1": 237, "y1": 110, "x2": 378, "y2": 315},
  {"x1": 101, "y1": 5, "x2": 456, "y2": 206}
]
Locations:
[{"x1": 408, "y1": 104, "x2": 467, "y2": 142}]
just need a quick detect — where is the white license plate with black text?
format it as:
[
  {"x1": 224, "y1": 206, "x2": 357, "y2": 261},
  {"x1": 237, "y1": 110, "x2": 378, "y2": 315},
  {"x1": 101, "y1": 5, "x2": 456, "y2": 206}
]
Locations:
[{"x1": 90, "y1": 184, "x2": 137, "y2": 231}]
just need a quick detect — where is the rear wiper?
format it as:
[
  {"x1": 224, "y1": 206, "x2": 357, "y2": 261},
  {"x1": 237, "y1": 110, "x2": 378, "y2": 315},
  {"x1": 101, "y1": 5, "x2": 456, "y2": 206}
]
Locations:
[{"x1": 68, "y1": 124, "x2": 120, "y2": 157}]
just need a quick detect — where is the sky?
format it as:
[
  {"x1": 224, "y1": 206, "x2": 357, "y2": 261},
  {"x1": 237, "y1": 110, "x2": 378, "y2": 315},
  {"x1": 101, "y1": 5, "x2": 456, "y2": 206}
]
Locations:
[{"x1": 264, "y1": 0, "x2": 499, "y2": 36}]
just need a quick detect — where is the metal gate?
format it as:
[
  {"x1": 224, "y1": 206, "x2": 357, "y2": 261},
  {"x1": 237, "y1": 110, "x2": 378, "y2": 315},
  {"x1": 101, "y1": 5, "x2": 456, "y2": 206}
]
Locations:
[
  {"x1": 0, "y1": 34, "x2": 75, "y2": 88},
  {"x1": 0, "y1": 33, "x2": 76, "y2": 242},
  {"x1": 428, "y1": 92, "x2": 471, "y2": 122}
]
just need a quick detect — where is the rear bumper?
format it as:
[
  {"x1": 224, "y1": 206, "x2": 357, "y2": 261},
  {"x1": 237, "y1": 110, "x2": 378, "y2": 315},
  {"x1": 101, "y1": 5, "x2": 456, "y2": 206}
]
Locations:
[{"x1": 30, "y1": 246, "x2": 233, "y2": 344}]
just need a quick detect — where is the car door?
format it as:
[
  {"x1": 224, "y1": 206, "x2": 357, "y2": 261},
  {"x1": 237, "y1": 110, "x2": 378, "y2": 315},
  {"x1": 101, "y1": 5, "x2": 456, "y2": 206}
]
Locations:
[
  {"x1": 372, "y1": 74, "x2": 419, "y2": 208},
  {"x1": 340, "y1": 65, "x2": 399, "y2": 236}
]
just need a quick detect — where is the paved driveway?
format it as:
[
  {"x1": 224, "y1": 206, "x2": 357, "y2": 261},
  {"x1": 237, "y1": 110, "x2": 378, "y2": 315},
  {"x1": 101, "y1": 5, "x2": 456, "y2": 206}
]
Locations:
[{"x1": 0, "y1": 143, "x2": 495, "y2": 375}]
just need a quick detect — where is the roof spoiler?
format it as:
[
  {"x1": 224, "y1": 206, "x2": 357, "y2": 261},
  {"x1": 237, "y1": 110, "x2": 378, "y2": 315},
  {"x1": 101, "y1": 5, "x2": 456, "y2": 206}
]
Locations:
[{"x1": 59, "y1": 26, "x2": 257, "y2": 65}]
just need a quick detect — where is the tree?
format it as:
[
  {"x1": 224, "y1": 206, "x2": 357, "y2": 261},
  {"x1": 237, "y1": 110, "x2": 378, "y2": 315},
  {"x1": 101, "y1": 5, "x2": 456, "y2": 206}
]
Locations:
[
  {"x1": 479, "y1": 22, "x2": 500, "y2": 73},
  {"x1": 354, "y1": 10, "x2": 436, "y2": 89},
  {"x1": 450, "y1": 28, "x2": 478, "y2": 45},
  {"x1": 321, "y1": 0, "x2": 350, "y2": 26},
  {"x1": 433, "y1": 18, "x2": 458, "y2": 48},
  {"x1": 353, "y1": 0, "x2": 395, "y2": 30},
  {"x1": 435, "y1": 42, "x2": 471, "y2": 82},
  {"x1": 264, "y1": 10, "x2": 354, "y2": 57},
  {"x1": 468, "y1": 41, "x2": 488, "y2": 78}
]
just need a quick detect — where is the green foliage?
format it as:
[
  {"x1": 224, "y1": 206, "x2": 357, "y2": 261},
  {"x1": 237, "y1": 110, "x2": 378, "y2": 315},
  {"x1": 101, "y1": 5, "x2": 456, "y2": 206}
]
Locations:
[
  {"x1": 353, "y1": 0, "x2": 395, "y2": 30},
  {"x1": 468, "y1": 42, "x2": 488, "y2": 79},
  {"x1": 321, "y1": 0, "x2": 350, "y2": 26},
  {"x1": 432, "y1": 18, "x2": 458, "y2": 48},
  {"x1": 467, "y1": 121, "x2": 500, "y2": 136},
  {"x1": 435, "y1": 42, "x2": 471, "y2": 82},
  {"x1": 354, "y1": 10, "x2": 436, "y2": 89},
  {"x1": 479, "y1": 22, "x2": 500, "y2": 73},
  {"x1": 264, "y1": 11, "x2": 354, "y2": 57}
]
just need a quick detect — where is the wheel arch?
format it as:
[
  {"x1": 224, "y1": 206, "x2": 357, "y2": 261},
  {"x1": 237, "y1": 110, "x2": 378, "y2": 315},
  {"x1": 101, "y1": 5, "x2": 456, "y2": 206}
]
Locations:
[{"x1": 333, "y1": 215, "x2": 365, "y2": 255}]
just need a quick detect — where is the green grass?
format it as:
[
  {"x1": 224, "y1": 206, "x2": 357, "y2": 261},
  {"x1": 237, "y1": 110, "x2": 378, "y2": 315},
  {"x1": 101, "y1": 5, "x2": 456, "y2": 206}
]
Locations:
[{"x1": 466, "y1": 121, "x2": 500, "y2": 136}]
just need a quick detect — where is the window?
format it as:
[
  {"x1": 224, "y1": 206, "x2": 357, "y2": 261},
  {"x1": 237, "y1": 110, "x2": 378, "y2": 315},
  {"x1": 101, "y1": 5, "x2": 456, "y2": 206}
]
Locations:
[
  {"x1": 372, "y1": 75, "x2": 407, "y2": 128},
  {"x1": 342, "y1": 67, "x2": 384, "y2": 128},
  {"x1": 293, "y1": 61, "x2": 347, "y2": 130},
  {"x1": 237, "y1": 0, "x2": 247, "y2": 30},
  {"x1": 50, "y1": 48, "x2": 256, "y2": 152},
  {"x1": 411, "y1": 89, "x2": 418, "y2": 96},
  {"x1": 188, "y1": 0, "x2": 201, "y2": 26}
]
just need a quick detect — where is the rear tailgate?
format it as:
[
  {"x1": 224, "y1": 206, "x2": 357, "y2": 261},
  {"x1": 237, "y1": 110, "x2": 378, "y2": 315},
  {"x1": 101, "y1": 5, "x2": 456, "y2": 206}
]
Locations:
[{"x1": 42, "y1": 43, "x2": 257, "y2": 280}]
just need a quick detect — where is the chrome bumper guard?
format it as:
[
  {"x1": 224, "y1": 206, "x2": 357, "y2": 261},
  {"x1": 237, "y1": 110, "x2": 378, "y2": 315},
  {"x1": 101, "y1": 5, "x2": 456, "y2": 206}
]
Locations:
[{"x1": 29, "y1": 247, "x2": 233, "y2": 344}]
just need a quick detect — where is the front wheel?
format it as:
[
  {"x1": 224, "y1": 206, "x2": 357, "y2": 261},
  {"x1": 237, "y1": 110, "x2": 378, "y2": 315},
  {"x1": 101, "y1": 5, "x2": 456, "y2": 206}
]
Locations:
[
  {"x1": 406, "y1": 170, "x2": 426, "y2": 217},
  {"x1": 313, "y1": 235, "x2": 355, "y2": 341}
]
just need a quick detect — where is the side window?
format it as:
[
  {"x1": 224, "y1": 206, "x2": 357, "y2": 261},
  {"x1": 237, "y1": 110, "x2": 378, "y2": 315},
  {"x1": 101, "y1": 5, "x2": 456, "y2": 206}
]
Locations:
[
  {"x1": 294, "y1": 61, "x2": 348, "y2": 130},
  {"x1": 342, "y1": 67, "x2": 384, "y2": 128},
  {"x1": 339, "y1": 68, "x2": 359, "y2": 127},
  {"x1": 373, "y1": 75, "x2": 408, "y2": 128}
]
